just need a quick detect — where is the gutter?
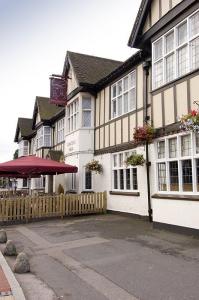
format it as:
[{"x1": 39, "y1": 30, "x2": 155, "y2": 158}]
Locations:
[{"x1": 143, "y1": 59, "x2": 153, "y2": 222}]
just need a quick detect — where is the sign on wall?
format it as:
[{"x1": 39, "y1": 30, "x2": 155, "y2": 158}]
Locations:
[{"x1": 50, "y1": 75, "x2": 67, "y2": 106}]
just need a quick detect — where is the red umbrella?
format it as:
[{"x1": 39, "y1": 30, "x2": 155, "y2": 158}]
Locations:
[{"x1": 0, "y1": 155, "x2": 78, "y2": 176}]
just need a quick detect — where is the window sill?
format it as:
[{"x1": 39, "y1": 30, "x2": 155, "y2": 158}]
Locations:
[
  {"x1": 152, "y1": 193, "x2": 199, "y2": 201},
  {"x1": 109, "y1": 191, "x2": 140, "y2": 196}
]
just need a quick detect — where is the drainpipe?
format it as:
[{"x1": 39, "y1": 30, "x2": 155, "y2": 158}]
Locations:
[{"x1": 143, "y1": 59, "x2": 153, "y2": 222}]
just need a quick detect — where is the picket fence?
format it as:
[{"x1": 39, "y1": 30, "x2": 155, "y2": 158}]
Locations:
[{"x1": 0, "y1": 192, "x2": 107, "y2": 224}]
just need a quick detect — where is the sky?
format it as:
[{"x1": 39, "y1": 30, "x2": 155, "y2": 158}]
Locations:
[{"x1": 0, "y1": 0, "x2": 140, "y2": 162}]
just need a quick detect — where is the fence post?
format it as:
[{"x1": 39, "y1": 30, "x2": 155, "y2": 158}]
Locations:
[
  {"x1": 103, "y1": 191, "x2": 107, "y2": 213},
  {"x1": 25, "y1": 196, "x2": 29, "y2": 223}
]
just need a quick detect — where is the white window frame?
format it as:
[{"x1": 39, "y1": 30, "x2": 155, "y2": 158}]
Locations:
[
  {"x1": 18, "y1": 140, "x2": 29, "y2": 157},
  {"x1": 36, "y1": 126, "x2": 51, "y2": 149},
  {"x1": 111, "y1": 71, "x2": 136, "y2": 119},
  {"x1": 155, "y1": 132, "x2": 199, "y2": 194},
  {"x1": 82, "y1": 96, "x2": 92, "y2": 128},
  {"x1": 112, "y1": 150, "x2": 138, "y2": 192},
  {"x1": 57, "y1": 118, "x2": 65, "y2": 144},
  {"x1": 83, "y1": 168, "x2": 93, "y2": 191},
  {"x1": 67, "y1": 99, "x2": 79, "y2": 133},
  {"x1": 152, "y1": 9, "x2": 199, "y2": 89}
]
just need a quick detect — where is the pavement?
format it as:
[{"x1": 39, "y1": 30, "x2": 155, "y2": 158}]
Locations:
[{"x1": 1, "y1": 214, "x2": 199, "y2": 300}]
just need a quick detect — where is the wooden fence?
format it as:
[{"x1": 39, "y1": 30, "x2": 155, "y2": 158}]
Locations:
[{"x1": 0, "y1": 192, "x2": 107, "y2": 224}]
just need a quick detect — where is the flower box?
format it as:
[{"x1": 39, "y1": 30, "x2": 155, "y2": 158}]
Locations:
[
  {"x1": 125, "y1": 154, "x2": 145, "y2": 166},
  {"x1": 85, "y1": 160, "x2": 103, "y2": 174},
  {"x1": 180, "y1": 109, "x2": 199, "y2": 133},
  {"x1": 133, "y1": 125, "x2": 155, "y2": 143}
]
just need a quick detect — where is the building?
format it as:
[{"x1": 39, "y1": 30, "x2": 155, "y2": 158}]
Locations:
[{"x1": 14, "y1": 0, "x2": 199, "y2": 233}]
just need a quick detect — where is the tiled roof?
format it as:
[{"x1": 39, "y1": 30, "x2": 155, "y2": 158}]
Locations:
[
  {"x1": 36, "y1": 96, "x2": 64, "y2": 121},
  {"x1": 67, "y1": 51, "x2": 122, "y2": 85},
  {"x1": 14, "y1": 118, "x2": 34, "y2": 142}
]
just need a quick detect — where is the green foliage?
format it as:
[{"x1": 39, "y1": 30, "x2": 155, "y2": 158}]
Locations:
[
  {"x1": 125, "y1": 153, "x2": 145, "y2": 166},
  {"x1": 57, "y1": 184, "x2": 64, "y2": 194},
  {"x1": 85, "y1": 160, "x2": 103, "y2": 174},
  {"x1": 13, "y1": 149, "x2": 18, "y2": 160}
]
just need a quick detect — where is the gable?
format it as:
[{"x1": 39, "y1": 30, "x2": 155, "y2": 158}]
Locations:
[
  {"x1": 67, "y1": 64, "x2": 79, "y2": 95},
  {"x1": 128, "y1": 0, "x2": 189, "y2": 48}
]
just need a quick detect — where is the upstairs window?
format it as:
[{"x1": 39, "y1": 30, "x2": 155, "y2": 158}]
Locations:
[
  {"x1": 152, "y1": 10, "x2": 199, "y2": 89},
  {"x1": 18, "y1": 140, "x2": 29, "y2": 157},
  {"x1": 67, "y1": 99, "x2": 79, "y2": 132},
  {"x1": 37, "y1": 126, "x2": 51, "y2": 149},
  {"x1": 57, "y1": 118, "x2": 65, "y2": 143},
  {"x1": 111, "y1": 71, "x2": 136, "y2": 119},
  {"x1": 82, "y1": 96, "x2": 92, "y2": 127}
]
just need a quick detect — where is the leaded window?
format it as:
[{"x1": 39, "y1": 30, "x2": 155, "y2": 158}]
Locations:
[{"x1": 152, "y1": 10, "x2": 199, "y2": 89}]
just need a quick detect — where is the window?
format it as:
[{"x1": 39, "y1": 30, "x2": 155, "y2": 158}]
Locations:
[
  {"x1": 18, "y1": 140, "x2": 29, "y2": 157},
  {"x1": 37, "y1": 126, "x2": 51, "y2": 149},
  {"x1": 22, "y1": 178, "x2": 28, "y2": 188},
  {"x1": 85, "y1": 170, "x2": 92, "y2": 190},
  {"x1": 111, "y1": 71, "x2": 136, "y2": 118},
  {"x1": 156, "y1": 133, "x2": 199, "y2": 193},
  {"x1": 152, "y1": 10, "x2": 199, "y2": 89},
  {"x1": 82, "y1": 96, "x2": 92, "y2": 127},
  {"x1": 112, "y1": 151, "x2": 138, "y2": 192},
  {"x1": 67, "y1": 99, "x2": 79, "y2": 132},
  {"x1": 57, "y1": 118, "x2": 65, "y2": 143},
  {"x1": 71, "y1": 174, "x2": 76, "y2": 190}
]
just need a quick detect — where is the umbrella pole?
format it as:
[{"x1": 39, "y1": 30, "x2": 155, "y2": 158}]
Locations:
[{"x1": 28, "y1": 176, "x2": 31, "y2": 196}]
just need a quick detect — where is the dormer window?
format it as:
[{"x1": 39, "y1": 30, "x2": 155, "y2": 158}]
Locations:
[
  {"x1": 18, "y1": 140, "x2": 29, "y2": 157},
  {"x1": 37, "y1": 126, "x2": 51, "y2": 149}
]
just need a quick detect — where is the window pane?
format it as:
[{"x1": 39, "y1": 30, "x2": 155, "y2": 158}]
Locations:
[
  {"x1": 113, "y1": 154, "x2": 117, "y2": 167},
  {"x1": 112, "y1": 85, "x2": 116, "y2": 98},
  {"x1": 112, "y1": 100, "x2": 116, "y2": 118},
  {"x1": 166, "y1": 54, "x2": 175, "y2": 82},
  {"x1": 119, "y1": 153, "x2": 123, "y2": 167},
  {"x1": 169, "y1": 138, "x2": 177, "y2": 158},
  {"x1": 182, "y1": 160, "x2": 193, "y2": 192},
  {"x1": 181, "y1": 135, "x2": 191, "y2": 156},
  {"x1": 44, "y1": 135, "x2": 51, "y2": 147},
  {"x1": 177, "y1": 22, "x2": 187, "y2": 46},
  {"x1": 190, "y1": 11, "x2": 199, "y2": 37},
  {"x1": 117, "y1": 81, "x2": 122, "y2": 95},
  {"x1": 177, "y1": 46, "x2": 188, "y2": 77},
  {"x1": 119, "y1": 170, "x2": 124, "y2": 190},
  {"x1": 154, "y1": 60, "x2": 163, "y2": 88},
  {"x1": 117, "y1": 96, "x2": 122, "y2": 116},
  {"x1": 130, "y1": 72, "x2": 136, "y2": 88},
  {"x1": 85, "y1": 170, "x2": 92, "y2": 190},
  {"x1": 196, "y1": 133, "x2": 199, "y2": 154},
  {"x1": 124, "y1": 93, "x2": 128, "y2": 113},
  {"x1": 82, "y1": 97, "x2": 91, "y2": 109},
  {"x1": 132, "y1": 168, "x2": 138, "y2": 190},
  {"x1": 129, "y1": 89, "x2": 136, "y2": 111},
  {"x1": 124, "y1": 77, "x2": 128, "y2": 91},
  {"x1": 157, "y1": 141, "x2": 165, "y2": 159},
  {"x1": 165, "y1": 31, "x2": 174, "y2": 54},
  {"x1": 126, "y1": 169, "x2": 131, "y2": 190},
  {"x1": 114, "y1": 170, "x2": 118, "y2": 189},
  {"x1": 196, "y1": 159, "x2": 199, "y2": 192},
  {"x1": 82, "y1": 111, "x2": 91, "y2": 127},
  {"x1": 154, "y1": 39, "x2": 162, "y2": 61},
  {"x1": 190, "y1": 37, "x2": 199, "y2": 71},
  {"x1": 169, "y1": 161, "x2": 179, "y2": 191},
  {"x1": 158, "y1": 163, "x2": 167, "y2": 191}
]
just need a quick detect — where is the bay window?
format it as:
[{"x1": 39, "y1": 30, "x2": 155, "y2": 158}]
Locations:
[
  {"x1": 37, "y1": 126, "x2": 51, "y2": 149},
  {"x1": 156, "y1": 133, "x2": 199, "y2": 193},
  {"x1": 57, "y1": 118, "x2": 65, "y2": 143},
  {"x1": 18, "y1": 140, "x2": 29, "y2": 157},
  {"x1": 111, "y1": 71, "x2": 136, "y2": 118},
  {"x1": 152, "y1": 10, "x2": 199, "y2": 89},
  {"x1": 112, "y1": 150, "x2": 138, "y2": 192},
  {"x1": 67, "y1": 99, "x2": 79, "y2": 132}
]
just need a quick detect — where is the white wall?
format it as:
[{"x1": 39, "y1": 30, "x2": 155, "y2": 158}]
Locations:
[{"x1": 94, "y1": 146, "x2": 149, "y2": 216}]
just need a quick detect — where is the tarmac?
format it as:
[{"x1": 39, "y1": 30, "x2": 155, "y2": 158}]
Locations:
[{"x1": 1, "y1": 213, "x2": 199, "y2": 300}]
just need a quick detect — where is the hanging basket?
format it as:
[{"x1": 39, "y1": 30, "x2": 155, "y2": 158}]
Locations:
[
  {"x1": 180, "y1": 109, "x2": 199, "y2": 133},
  {"x1": 85, "y1": 160, "x2": 103, "y2": 174},
  {"x1": 125, "y1": 154, "x2": 145, "y2": 166},
  {"x1": 133, "y1": 125, "x2": 155, "y2": 143}
]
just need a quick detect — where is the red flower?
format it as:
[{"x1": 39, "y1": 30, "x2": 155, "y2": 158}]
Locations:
[{"x1": 191, "y1": 109, "x2": 197, "y2": 116}]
